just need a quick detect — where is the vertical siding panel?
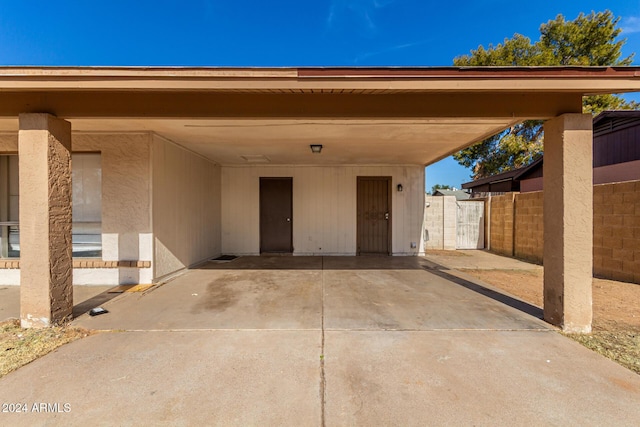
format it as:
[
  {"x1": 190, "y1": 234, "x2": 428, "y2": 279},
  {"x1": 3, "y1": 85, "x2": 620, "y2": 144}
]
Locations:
[
  {"x1": 338, "y1": 166, "x2": 350, "y2": 253},
  {"x1": 399, "y1": 166, "x2": 405, "y2": 254},
  {"x1": 400, "y1": 167, "x2": 408, "y2": 253},
  {"x1": 292, "y1": 166, "x2": 301, "y2": 253},
  {"x1": 297, "y1": 166, "x2": 309, "y2": 253},
  {"x1": 329, "y1": 166, "x2": 339, "y2": 253},
  {"x1": 236, "y1": 168, "x2": 244, "y2": 252},
  {"x1": 307, "y1": 166, "x2": 316, "y2": 254},
  {"x1": 324, "y1": 167, "x2": 333, "y2": 253},
  {"x1": 315, "y1": 166, "x2": 322, "y2": 253},
  {"x1": 220, "y1": 164, "x2": 423, "y2": 256},
  {"x1": 309, "y1": 167, "x2": 316, "y2": 254},
  {"x1": 251, "y1": 167, "x2": 260, "y2": 253},
  {"x1": 344, "y1": 166, "x2": 352, "y2": 253},
  {"x1": 347, "y1": 166, "x2": 355, "y2": 253},
  {"x1": 318, "y1": 167, "x2": 326, "y2": 254},
  {"x1": 335, "y1": 167, "x2": 343, "y2": 253},
  {"x1": 310, "y1": 167, "x2": 319, "y2": 254}
]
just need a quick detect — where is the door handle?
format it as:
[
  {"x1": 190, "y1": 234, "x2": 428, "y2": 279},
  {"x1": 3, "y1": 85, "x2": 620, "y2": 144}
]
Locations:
[
  {"x1": 286, "y1": 218, "x2": 291, "y2": 222},
  {"x1": 384, "y1": 213, "x2": 389, "y2": 220}
]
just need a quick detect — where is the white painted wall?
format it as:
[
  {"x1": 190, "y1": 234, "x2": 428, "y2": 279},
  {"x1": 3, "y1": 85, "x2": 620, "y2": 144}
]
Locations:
[
  {"x1": 423, "y1": 195, "x2": 458, "y2": 250},
  {"x1": 221, "y1": 165, "x2": 425, "y2": 255},
  {"x1": 0, "y1": 269, "x2": 19, "y2": 285},
  {"x1": 424, "y1": 195, "x2": 444, "y2": 249},
  {"x1": 152, "y1": 135, "x2": 221, "y2": 279}
]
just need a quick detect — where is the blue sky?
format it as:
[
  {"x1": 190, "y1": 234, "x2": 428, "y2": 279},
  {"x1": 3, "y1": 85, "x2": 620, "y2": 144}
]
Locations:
[{"x1": 1, "y1": 0, "x2": 639, "y2": 188}]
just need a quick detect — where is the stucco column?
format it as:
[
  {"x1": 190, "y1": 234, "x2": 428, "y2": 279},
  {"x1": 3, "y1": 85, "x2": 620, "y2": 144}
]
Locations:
[
  {"x1": 18, "y1": 113, "x2": 73, "y2": 328},
  {"x1": 543, "y1": 113, "x2": 593, "y2": 333}
]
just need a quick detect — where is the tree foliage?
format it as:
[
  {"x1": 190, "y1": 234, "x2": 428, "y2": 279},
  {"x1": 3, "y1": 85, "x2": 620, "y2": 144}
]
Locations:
[{"x1": 453, "y1": 11, "x2": 637, "y2": 179}]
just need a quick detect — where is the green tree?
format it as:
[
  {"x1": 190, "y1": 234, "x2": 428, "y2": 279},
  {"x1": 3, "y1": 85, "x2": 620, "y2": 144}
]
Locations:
[
  {"x1": 453, "y1": 11, "x2": 637, "y2": 179},
  {"x1": 431, "y1": 184, "x2": 452, "y2": 195}
]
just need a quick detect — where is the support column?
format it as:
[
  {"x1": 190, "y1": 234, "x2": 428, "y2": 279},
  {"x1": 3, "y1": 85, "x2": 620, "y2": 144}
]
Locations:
[
  {"x1": 543, "y1": 113, "x2": 593, "y2": 333},
  {"x1": 19, "y1": 113, "x2": 72, "y2": 328}
]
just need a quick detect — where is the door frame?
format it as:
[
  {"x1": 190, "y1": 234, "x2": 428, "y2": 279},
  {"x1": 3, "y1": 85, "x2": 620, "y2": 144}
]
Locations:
[
  {"x1": 356, "y1": 176, "x2": 392, "y2": 255},
  {"x1": 259, "y1": 177, "x2": 293, "y2": 254}
]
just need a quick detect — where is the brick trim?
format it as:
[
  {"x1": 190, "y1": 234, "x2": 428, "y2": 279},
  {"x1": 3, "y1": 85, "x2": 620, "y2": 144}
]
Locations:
[
  {"x1": 0, "y1": 260, "x2": 20, "y2": 269},
  {"x1": 0, "y1": 260, "x2": 151, "y2": 269}
]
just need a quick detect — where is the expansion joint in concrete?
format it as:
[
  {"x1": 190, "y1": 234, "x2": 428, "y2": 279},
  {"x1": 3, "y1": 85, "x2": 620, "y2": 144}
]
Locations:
[{"x1": 320, "y1": 256, "x2": 326, "y2": 427}]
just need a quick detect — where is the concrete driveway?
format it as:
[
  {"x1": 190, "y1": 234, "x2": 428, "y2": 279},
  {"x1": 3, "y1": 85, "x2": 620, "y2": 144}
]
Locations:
[{"x1": 1, "y1": 255, "x2": 639, "y2": 426}]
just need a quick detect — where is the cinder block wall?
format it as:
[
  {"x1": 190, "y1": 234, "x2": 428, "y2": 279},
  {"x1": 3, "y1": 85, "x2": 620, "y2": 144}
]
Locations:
[
  {"x1": 488, "y1": 193, "x2": 515, "y2": 256},
  {"x1": 514, "y1": 191, "x2": 544, "y2": 263},
  {"x1": 593, "y1": 181, "x2": 640, "y2": 283},
  {"x1": 486, "y1": 180, "x2": 640, "y2": 284}
]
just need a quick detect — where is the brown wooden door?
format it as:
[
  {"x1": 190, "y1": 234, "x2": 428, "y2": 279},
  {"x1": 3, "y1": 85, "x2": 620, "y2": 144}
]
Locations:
[
  {"x1": 357, "y1": 177, "x2": 391, "y2": 255},
  {"x1": 260, "y1": 177, "x2": 293, "y2": 253}
]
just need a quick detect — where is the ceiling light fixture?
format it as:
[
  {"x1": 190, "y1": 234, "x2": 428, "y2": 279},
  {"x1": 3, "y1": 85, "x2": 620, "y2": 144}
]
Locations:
[{"x1": 310, "y1": 144, "x2": 323, "y2": 154}]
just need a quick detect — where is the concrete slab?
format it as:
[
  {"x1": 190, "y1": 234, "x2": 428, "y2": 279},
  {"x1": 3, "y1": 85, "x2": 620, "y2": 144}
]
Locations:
[
  {"x1": 324, "y1": 330, "x2": 640, "y2": 426},
  {"x1": 3, "y1": 255, "x2": 640, "y2": 425},
  {"x1": 324, "y1": 269, "x2": 548, "y2": 330},
  {"x1": 323, "y1": 256, "x2": 433, "y2": 270},
  {"x1": 202, "y1": 255, "x2": 322, "y2": 270},
  {"x1": 73, "y1": 268, "x2": 322, "y2": 331},
  {"x1": 0, "y1": 286, "x2": 112, "y2": 322},
  {"x1": 0, "y1": 330, "x2": 322, "y2": 426}
]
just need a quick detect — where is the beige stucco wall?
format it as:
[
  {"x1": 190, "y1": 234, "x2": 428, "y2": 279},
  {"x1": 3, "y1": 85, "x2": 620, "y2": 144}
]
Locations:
[
  {"x1": 1, "y1": 132, "x2": 154, "y2": 284},
  {"x1": 221, "y1": 165, "x2": 425, "y2": 255},
  {"x1": 152, "y1": 135, "x2": 221, "y2": 279},
  {"x1": 74, "y1": 133, "x2": 152, "y2": 264}
]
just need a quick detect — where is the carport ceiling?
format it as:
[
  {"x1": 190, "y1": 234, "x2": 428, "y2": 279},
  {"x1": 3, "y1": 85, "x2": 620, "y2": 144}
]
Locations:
[
  {"x1": 0, "y1": 66, "x2": 639, "y2": 166},
  {"x1": 72, "y1": 117, "x2": 518, "y2": 165}
]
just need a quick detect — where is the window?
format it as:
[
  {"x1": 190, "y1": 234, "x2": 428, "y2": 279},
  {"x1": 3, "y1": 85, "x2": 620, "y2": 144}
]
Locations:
[
  {"x1": 0, "y1": 155, "x2": 19, "y2": 258},
  {"x1": 72, "y1": 154, "x2": 102, "y2": 257},
  {"x1": 0, "y1": 153, "x2": 102, "y2": 258}
]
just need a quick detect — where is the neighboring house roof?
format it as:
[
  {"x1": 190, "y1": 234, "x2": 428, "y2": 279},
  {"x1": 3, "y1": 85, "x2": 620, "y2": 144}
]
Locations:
[
  {"x1": 593, "y1": 110, "x2": 640, "y2": 132},
  {"x1": 462, "y1": 110, "x2": 640, "y2": 192},
  {"x1": 433, "y1": 189, "x2": 471, "y2": 200},
  {"x1": 461, "y1": 157, "x2": 542, "y2": 191}
]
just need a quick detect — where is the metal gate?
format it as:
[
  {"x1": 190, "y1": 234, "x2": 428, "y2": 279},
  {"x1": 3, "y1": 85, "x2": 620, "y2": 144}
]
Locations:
[{"x1": 456, "y1": 201, "x2": 485, "y2": 249}]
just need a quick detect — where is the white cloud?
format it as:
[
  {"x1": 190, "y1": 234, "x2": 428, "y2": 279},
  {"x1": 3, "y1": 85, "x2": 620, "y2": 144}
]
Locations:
[
  {"x1": 354, "y1": 38, "x2": 434, "y2": 63},
  {"x1": 325, "y1": 0, "x2": 396, "y2": 33},
  {"x1": 622, "y1": 16, "x2": 640, "y2": 34}
]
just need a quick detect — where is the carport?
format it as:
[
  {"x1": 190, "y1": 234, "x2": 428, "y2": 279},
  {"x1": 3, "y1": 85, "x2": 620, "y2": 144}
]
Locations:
[{"x1": 1, "y1": 66, "x2": 640, "y2": 332}]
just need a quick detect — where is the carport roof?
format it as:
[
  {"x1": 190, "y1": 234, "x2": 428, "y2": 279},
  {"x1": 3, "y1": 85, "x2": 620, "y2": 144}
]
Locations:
[{"x1": 0, "y1": 66, "x2": 639, "y2": 166}]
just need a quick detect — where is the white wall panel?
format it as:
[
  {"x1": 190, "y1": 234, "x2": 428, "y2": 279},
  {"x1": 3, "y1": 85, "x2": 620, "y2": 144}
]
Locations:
[
  {"x1": 152, "y1": 135, "x2": 221, "y2": 279},
  {"x1": 221, "y1": 165, "x2": 424, "y2": 255}
]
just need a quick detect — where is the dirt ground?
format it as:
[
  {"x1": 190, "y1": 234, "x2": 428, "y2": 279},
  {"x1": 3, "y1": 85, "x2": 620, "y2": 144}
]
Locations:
[
  {"x1": 460, "y1": 269, "x2": 640, "y2": 329},
  {"x1": 0, "y1": 320, "x2": 93, "y2": 378},
  {"x1": 461, "y1": 268, "x2": 640, "y2": 374}
]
